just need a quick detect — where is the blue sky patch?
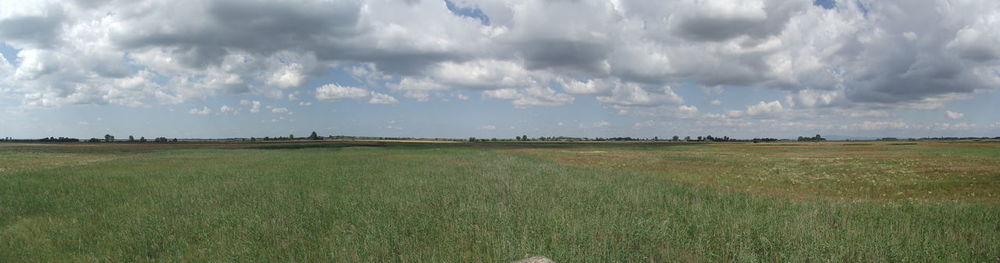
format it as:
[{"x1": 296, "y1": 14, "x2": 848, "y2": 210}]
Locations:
[
  {"x1": 0, "y1": 43, "x2": 18, "y2": 66},
  {"x1": 444, "y1": 0, "x2": 490, "y2": 26},
  {"x1": 813, "y1": 0, "x2": 836, "y2": 9}
]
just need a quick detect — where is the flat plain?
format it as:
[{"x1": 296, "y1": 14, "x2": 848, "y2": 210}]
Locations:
[{"x1": 1, "y1": 141, "x2": 998, "y2": 261}]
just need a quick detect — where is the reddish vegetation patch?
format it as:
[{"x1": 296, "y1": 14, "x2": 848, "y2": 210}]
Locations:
[{"x1": 509, "y1": 142, "x2": 1000, "y2": 203}]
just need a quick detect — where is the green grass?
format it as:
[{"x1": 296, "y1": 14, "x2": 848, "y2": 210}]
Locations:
[{"x1": 1, "y1": 142, "x2": 998, "y2": 261}]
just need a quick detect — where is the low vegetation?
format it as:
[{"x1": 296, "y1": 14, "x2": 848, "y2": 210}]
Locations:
[{"x1": 0, "y1": 141, "x2": 997, "y2": 261}]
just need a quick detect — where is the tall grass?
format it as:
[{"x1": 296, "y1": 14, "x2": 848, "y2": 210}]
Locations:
[{"x1": 0, "y1": 145, "x2": 997, "y2": 261}]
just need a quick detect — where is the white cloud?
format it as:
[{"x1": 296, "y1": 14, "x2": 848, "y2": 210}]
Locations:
[
  {"x1": 678, "y1": 105, "x2": 699, "y2": 116},
  {"x1": 851, "y1": 121, "x2": 910, "y2": 131},
  {"x1": 845, "y1": 110, "x2": 891, "y2": 118},
  {"x1": 388, "y1": 77, "x2": 449, "y2": 102},
  {"x1": 266, "y1": 63, "x2": 305, "y2": 89},
  {"x1": 219, "y1": 105, "x2": 238, "y2": 115},
  {"x1": 709, "y1": 99, "x2": 722, "y2": 106},
  {"x1": 368, "y1": 92, "x2": 399, "y2": 105},
  {"x1": 430, "y1": 59, "x2": 537, "y2": 89},
  {"x1": 315, "y1": 84, "x2": 370, "y2": 101},
  {"x1": 932, "y1": 122, "x2": 977, "y2": 130},
  {"x1": 189, "y1": 106, "x2": 212, "y2": 116},
  {"x1": 558, "y1": 78, "x2": 615, "y2": 95},
  {"x1": 483, "y1": 86, "x2": 574, "y2": 108},
  {"x1": 596, "y1": 83, "x2": 684, "y2": 107},
  {"x1": 240, "y1": 100, "x2": 262, "y2": 113},
  {"x1": 746, "y1": 101, "x2": 784, "y2": 116},
  {"x1": 271, "y1": 107, "x2": 292, "y2": 115},
  {"x1": 483, "y1": 89, "x2": 520, "y2": 100},
  {"x1": 479, "y1": 125, "x2": 497, "y2": 131},
  {"x1": 946, "y1": 110, "x2": 965, "y2": 120},
  {"x1": 315, "y1": 83, "x2": 398, "y2": 104}
]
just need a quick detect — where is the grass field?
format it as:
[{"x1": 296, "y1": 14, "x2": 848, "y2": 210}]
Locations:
[{"x1": 1, "y1": 141, "x2": 998, "y2": 261}]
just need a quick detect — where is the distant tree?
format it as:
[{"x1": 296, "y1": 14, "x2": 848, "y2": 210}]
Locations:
[
  {"x1": 250, "y1": 137, "x2": 256, "y2": 142},
  {"x1": 469, "y1": 137, "x2": 476, "y2": 142},
  {"x1": 88, "y1": 138, "x2": 101, "y2": 143},
  {"x1": 521, "y1": 135, "x2": 528, "y2": 141},
  {"x1": 139, "y1": 137, "x2": 147, "y2": 143},
  {"x1": 797, "y1": 134, "x2": 826, "y2": 142},
  {"x1": 104, "y1": 134, "x2": 114, "y2": 143},
  {"x1": 672, "y1": 135, "x2": 679, "y2": 141},
  {"x1": 289, "y1": 134, "x2": 295, "y2": 140},
  {"x1": 309, "y1": 131, "x2": 319, "y2": 140},
  {"x1": 128, "y1": 135, "x2": 135, "y2": 142}
]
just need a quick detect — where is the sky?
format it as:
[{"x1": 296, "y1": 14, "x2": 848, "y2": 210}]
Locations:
[{"x1": 0, "y1": 0, "x2": 999, "y2": 139}]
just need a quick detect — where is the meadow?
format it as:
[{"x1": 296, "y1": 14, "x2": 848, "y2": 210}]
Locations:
[{"x1": 0, "y1": 141, "x2": 998, "y2": 261}]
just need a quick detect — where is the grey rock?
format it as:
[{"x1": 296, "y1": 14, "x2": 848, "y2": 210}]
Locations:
[{"x1": 514, "y1": 256, "x2": 555, "y2": 263}]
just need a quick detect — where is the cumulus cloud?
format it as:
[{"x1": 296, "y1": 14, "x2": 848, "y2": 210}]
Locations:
[
  {"x1": 678, "y1": 105, "x2": 699, "y2": 115},
  {"x1": 596, "y1": 83, "x2": 684, "y2": 107},
  {"x1": 189, "y1": 106, "x2": 212, "y2": 115},
  {"x1": 945, "y1": 110, "x2": 965, "y2": 120},
  {"x1": 479, "y1": 125, "x2": 497, "y2": 131},
  {"x1": 845, "y1": 110, "x2": 890, "y2": 118},
  {"x1": 316, "y1": 83, "x2": 399, "y2": 105},
  {"x1": 219, "y1": 105, "x2": 238, "y2": 115},
  {"x1": 932, "y1": 122, "x2": 976, "y2": 131},
  {"x1": 315, "y1": 84, "x2": 370, "y2": 101},
  {"x1": 271, "y1": 107, "x2": 292, "y2": 115},
  {"x1": 388, "y1": 77, "x2": 449, "y2": 102},
  {"x1": 851, "y1": 121, "x2": 910, "y2": 131},
  {"x1": 368, "y1": 92, "x2": 399, "y2": 105},
  {"x1": 745, "y1": 101, "x2": 784, "y2": 116},
  {"x1": 240, "y1": 99, "x2": 262, "y2": 113},
  {"x1": 483, "y1": 86, "x2": 574, "y2": 108},
  {"x1": 0, "y1": 0, "x2": 997, "y2": 138}
]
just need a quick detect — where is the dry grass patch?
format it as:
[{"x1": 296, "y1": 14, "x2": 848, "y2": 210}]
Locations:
[{"x1": 512, "y1": 142, "x2": 1000, "y2": 202}]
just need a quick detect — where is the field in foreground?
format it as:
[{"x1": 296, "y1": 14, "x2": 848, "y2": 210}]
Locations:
[{"x1": 1, "y1": 141, "x2": 998, "y2": 261}]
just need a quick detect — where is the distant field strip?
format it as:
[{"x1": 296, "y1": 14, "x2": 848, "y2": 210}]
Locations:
[{"x1": 512, "y1": 142, "x2": 1000, "y2": 202}]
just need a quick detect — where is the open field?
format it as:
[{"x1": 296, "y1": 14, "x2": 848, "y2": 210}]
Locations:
[{"x1": 1, "y1": 141, "x2": 998, "y2": 261}]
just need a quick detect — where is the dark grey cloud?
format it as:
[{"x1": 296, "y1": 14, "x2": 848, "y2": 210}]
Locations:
[
  {"x1": 114, "y1": 0, "x2": 362, "y2": 68},
  {"x1": 830, "y1": 0, "x2": 1000, "y2": 106},
  {"x1": 517, "y1": 39, "x2": 611, "y2": 74},
  {"x1": 0, "y1": 5, "x2": 64, "y2": 48}
]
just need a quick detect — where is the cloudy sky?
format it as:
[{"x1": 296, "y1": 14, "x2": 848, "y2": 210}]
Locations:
[{"x1": 1, "y1": 0, "x2": 999, "y2": 139}]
